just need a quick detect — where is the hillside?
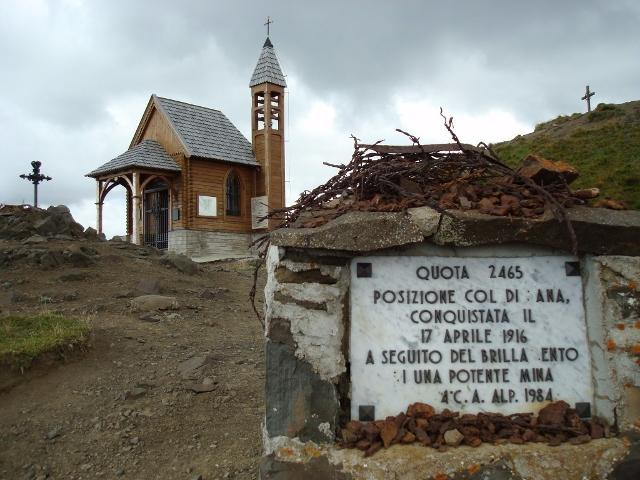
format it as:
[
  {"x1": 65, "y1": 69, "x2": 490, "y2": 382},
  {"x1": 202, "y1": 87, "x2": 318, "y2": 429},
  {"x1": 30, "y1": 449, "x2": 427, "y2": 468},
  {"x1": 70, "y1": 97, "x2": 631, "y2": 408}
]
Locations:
[{"x1": 492, "y1": 101, "x2": 640, "y2": 209}]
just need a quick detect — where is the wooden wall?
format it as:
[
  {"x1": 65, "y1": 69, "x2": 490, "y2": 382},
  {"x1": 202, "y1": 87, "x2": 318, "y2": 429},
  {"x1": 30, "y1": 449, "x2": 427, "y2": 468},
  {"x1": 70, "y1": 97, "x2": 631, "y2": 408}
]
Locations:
[
  {"x1": 187, "y1": 159, "x2": 255, "y2": 233},
  {"x1": 140, "y1": 108, "x2": 184, "y2": 156}
]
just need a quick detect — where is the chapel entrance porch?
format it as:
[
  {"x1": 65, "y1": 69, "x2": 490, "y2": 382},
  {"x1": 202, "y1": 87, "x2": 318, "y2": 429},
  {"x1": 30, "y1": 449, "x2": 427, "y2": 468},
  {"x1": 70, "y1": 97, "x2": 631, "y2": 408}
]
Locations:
[{"x1": 94, "y1": 170, "x2": 177, "y2": 248}]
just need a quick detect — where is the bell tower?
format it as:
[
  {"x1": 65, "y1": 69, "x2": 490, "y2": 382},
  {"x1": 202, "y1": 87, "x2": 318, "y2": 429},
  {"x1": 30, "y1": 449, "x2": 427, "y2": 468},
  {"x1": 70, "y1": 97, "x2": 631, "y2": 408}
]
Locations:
[{"x1": 250, "y1": 37, "x2": 286, "y2": 228}]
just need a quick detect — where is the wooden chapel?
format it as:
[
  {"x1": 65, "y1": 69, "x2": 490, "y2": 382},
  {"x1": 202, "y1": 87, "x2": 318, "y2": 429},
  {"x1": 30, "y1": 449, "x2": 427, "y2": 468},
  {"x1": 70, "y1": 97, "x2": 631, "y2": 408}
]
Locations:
[{"x1": 86, "y1": 37, "x2": 286, "y2": 258}]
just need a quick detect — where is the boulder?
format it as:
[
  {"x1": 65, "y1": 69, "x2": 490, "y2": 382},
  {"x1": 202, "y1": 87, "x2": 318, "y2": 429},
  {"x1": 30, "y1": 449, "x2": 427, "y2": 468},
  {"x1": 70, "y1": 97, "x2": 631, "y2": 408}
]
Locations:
[
  {"x1": 22, "y1": 235, "x2": 47, "y2": 244},
  {"x1": 136, "y1": 278, "x2": 164, "y2": 295},
  {"x1": 160, "y1": 253, "x2": 199, "y2": 275},
  {"x1": 130, "y1": 295, "x2": 179, "y2": 312}
]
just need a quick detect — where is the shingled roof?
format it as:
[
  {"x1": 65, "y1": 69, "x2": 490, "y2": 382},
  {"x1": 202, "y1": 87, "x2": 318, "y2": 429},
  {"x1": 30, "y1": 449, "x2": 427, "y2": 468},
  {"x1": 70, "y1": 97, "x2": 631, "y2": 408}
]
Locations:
[
  {"x1": 86, "y1": 140, "x2": 180, "y2": 178},
  {"x1": 250, "y1": 37, "x2": 287, "y2": 88},
  {"x1": 154, "y1": 96, "x2": 258, "y2": 166}
]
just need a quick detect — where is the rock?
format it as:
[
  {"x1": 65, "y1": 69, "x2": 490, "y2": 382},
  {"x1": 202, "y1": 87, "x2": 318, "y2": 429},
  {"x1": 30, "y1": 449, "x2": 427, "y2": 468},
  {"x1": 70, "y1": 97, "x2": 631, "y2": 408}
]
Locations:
[
  {"x1": 47, "y1": 205, "x2": 70, "y2": 214},
  {"x1": 39, "y1": 250, "x2": 64, "y2": 269},
  {"x1": 160, "y1": 253, "x2": 199, "y2": 275},
  {"x1": 517, "y1": 154, "x2": 579, "y2": 185},
  {"x1": 136, "y1": 278, "x2": 164, "y2": 295},
  {"x1": 406, "y1": 402, "x2": 435, "y2": 418},
  {"x1": 124, "y1": 387, "x2": 147, "y2": 399},
  {"x1": 84, "y1": 227, "x2": 98, "y2": 238},
  {"x1": 270, "y1": 206, "x2": 640, "y2": 256},
  {"x1": 270, "y1": 211, "x2": 424, "y2": 252},
  {"x1": 443, "y1": 428, "x2": 464, "y2": 446},
  {"x1": 22, "y1": 235, "x2": 47, "y2": 244},
  {"x1": 129, "y1": 436, "x2": 139, "y2": 445},
  {"x1": 190, "y1": 383, "x2": 216, "y2": 393},
  {"x1": 46, "y1": 427, "x2": 61, "y2": 440},
  {"x1": 165, "y1": 313, "x2": 181, "y2": 321},
  {"x1": 63, "y1": 250, "x2": 94, "y2": 267},
  {"x1": 53, "y1": 233, "x2": 74, "y2": 241},
  {"x1": 538, "y1": 400, "x2": 570, "y2": 426},
  {"x1": 197, "y1": 287, "x2": 229, "y2": 299},
  {"x1": 130, "y1": 295, "x2": 179, "y2": 312},
  {"x1": 138, "y1": 312, "x2": 162, "y2": 322},
  {"x1": 178, "y1": 356, "x2": 209, "y2": 378},
  {"x1": 114, "y1": 468, "x2": 125, "y2": 477}
]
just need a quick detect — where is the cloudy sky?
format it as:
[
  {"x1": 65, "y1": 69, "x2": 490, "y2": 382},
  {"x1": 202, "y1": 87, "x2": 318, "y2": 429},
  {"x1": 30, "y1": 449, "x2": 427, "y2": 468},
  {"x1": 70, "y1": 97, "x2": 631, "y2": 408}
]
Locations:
[{"x1": 2, "y1": 0, "x2": 638, "y2": 237}]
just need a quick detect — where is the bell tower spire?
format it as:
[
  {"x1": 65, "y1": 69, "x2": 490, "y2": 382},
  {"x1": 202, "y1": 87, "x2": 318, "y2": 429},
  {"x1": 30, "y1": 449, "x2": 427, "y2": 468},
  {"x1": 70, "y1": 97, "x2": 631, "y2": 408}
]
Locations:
[{"x1": 250, "y1": 31, "x2": 286, "y2": 229}]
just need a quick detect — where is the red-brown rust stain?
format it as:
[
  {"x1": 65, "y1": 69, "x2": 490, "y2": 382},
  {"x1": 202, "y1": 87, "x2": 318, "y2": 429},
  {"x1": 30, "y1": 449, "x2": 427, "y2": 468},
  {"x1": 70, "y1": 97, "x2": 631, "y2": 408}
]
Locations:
[
  {"x1": 630, "y1": 344, "x2": 640, "y2": 355},
  {"x1": 303, "y1": 444, "x2": 323, "y2": 458},
  {"x1": 607, "y1": 339, "x2": 617, "y2": 351},
  {"x1": 616, "y1": 323, "x2": 626, "y2": 330},
  {"x1": 468, "y1": 464, "x2": 481, "y2": 475},
  {"x1": 433, "y1": 474, "x2": 450, "y2": 480},
  {"x1": 629, "y1": 280, "x2": 638, "y2": 290},
  {"x1": 278, "y1": 447, "x2": 296, "y2": 457},
  {"x1": 635, "y1": 321, "x2": 640, "y2": 329}
]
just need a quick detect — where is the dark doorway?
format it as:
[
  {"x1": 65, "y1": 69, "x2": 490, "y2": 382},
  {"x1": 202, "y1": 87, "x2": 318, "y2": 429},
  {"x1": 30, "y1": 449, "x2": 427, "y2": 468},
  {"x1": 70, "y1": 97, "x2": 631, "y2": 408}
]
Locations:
[{"x1": 143, "y1": 180, "x2": 169, "y2": 249}]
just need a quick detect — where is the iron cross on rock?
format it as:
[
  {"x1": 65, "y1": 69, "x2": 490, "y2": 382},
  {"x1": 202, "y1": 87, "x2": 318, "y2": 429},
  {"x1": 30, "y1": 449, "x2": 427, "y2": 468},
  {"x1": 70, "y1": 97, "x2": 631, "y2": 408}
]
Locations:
[
  {"x1": 19, "y1": 160, "x2": 52, "y2": 208},
  {"x1": 582, "y1": 85, "x2": 595, "y2": 112}
]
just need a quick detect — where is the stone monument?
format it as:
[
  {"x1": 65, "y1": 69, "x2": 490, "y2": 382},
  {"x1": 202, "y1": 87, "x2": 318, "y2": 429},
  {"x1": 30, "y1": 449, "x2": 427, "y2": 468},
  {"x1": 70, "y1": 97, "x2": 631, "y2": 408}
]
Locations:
[{"x1": 259, "y1": 206, "x2": 640, "y2": 479}]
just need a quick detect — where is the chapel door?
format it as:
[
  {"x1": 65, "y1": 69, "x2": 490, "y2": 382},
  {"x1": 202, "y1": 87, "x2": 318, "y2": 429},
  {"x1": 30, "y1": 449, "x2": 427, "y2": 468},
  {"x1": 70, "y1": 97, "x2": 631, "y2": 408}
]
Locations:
[{"x1": 143, "y1": 183, "x2": 169, "y2": 249}]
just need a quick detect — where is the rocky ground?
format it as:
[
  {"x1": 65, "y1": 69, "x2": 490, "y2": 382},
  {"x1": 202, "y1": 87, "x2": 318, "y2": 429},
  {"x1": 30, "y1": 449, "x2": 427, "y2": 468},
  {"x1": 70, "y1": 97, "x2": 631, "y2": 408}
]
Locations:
[{"x1": 0, "y1": 228, "x2": 266, "y2": 480}]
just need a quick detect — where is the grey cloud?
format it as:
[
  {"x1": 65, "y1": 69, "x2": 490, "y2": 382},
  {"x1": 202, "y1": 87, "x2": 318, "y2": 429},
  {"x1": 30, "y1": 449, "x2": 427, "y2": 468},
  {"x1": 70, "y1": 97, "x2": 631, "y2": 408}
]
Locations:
[{"x1": 1, "y1": 0, "x2": 638, "y2": 221}]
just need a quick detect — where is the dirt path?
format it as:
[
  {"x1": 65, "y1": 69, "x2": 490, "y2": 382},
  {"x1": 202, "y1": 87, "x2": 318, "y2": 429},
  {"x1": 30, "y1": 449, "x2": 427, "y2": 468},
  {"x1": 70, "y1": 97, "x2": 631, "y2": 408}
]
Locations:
[{"x1": 0, "y1": 239, "x2": 266, "y2": 480}]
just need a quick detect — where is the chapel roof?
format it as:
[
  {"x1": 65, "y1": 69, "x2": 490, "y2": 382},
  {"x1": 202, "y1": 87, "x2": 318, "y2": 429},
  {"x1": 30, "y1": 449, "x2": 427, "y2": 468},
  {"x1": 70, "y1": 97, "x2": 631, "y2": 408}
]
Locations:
[
  {"x1": 86, "y1": 139, "x2": 181, "y2": 178},
  {"x1": 153, "y1": 96, "x2": 259, "y2": 166},
  {"x1": 250, "y1": 37, "x2": 287, "y2": 88}
]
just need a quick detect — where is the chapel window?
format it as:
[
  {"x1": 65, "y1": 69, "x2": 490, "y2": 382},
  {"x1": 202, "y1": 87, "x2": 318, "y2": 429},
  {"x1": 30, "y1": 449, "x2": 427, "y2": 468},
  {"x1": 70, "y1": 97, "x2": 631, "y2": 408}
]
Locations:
[{"x1": 226, "y1": 173, "x2": 241, "y2": 216}]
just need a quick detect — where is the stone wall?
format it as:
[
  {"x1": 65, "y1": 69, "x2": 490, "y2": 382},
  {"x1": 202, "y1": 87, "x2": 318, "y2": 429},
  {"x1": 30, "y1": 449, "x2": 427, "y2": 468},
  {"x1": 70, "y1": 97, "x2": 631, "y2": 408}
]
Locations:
[
  {"x1": 260, "y1": 206, "x2": 640, "y2": 479},
  {"x1": 168, "y1": 229, "x2": 252, "y2": 259}
]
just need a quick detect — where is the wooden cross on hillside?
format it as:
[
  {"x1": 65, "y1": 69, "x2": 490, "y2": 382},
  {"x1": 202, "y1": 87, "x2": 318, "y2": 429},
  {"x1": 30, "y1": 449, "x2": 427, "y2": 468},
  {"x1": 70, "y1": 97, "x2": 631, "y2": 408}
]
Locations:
[
  {"x1": 582, "y1": 85, "x2": 595, "y2": 112},
  {"x1": 264, "y1": 16, "x2": 273, "y2": 36}
]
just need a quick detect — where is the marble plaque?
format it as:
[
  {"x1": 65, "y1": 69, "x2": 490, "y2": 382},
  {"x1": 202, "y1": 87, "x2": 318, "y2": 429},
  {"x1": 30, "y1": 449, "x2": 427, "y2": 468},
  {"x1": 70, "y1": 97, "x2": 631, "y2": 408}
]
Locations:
[
  {"x1": 350, "y1": 256, "x2": 593, "y2": 420},
  {"x1": 252, "y1": 196, "x2": 268, "y2": 229},
  {"x1": 198, "y1": 195, "x2": 217, "y2": 216}
]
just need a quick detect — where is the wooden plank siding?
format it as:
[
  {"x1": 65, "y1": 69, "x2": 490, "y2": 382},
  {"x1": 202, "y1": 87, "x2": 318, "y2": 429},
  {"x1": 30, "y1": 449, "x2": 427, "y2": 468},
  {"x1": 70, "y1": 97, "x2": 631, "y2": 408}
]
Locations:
[
  {"x1": 140, "y1": 108, "x2": 185, "y2": 156},
  {"x1": 268, "y1": 132, "x2": 284, "y2": 212},
  {"x1": 187, "y1": 159, "x2": 255, "y2": 233}
]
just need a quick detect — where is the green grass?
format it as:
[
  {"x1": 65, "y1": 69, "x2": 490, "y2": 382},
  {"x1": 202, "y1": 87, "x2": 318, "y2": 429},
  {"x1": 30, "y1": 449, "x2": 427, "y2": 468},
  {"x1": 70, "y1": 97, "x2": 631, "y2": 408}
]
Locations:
[
  {"x1": 0, "y1": 313, "x2": 90, "y2": 370},
  {"x1": 492, "y1": 101, "x2": 640, "y2": 209}
]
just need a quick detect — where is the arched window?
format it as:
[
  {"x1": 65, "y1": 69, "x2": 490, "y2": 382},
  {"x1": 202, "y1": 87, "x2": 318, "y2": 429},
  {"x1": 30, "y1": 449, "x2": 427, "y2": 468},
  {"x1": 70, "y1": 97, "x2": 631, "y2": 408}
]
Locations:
[{"x1": 226, "y1": 173, "x2": 241, "y2": 216}]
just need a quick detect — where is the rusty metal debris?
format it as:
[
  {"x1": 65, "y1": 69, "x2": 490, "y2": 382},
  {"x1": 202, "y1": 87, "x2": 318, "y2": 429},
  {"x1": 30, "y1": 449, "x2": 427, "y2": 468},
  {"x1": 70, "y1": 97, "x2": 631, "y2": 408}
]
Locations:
[
  {"x1": 340, "y1": 401, "x2": 610, "y2": 457},
  {"x1": 263, "y1": 110, "x2": 603, "y2": 255}
]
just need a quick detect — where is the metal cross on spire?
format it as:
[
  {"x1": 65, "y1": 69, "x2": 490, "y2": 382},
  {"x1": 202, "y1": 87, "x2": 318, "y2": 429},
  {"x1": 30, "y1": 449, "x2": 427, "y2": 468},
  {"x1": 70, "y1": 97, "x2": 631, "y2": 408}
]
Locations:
[
  {"x1": 581, "y1": 85, "x2": 596, "y2": 112},
  {"x1": 264, "y1": 16, "x2": 273, "y2": 37},
  {"x1": 19, "y1": 160, "x2": 52, "y2": 208}
]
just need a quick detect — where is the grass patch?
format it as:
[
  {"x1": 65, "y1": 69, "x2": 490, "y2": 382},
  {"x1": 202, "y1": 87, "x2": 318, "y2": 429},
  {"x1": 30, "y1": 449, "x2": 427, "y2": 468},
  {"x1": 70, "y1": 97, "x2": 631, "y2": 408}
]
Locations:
[{"x1": 0, "y1": 313, "x2": 90, "y2": 370}]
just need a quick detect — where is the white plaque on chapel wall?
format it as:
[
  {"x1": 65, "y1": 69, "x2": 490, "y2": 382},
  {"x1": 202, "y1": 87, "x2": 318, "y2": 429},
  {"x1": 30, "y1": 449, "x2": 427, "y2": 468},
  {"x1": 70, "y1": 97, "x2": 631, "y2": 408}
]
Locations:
[
  {"x1": 198, "y1": 195, "x2": 217, "y2": 216},
  {"x1": 350, "y1": 256, "x2": 593, "y2": 420},
  {"x1": 251, "y1": 196, "x2": 268, "y2": 229}
]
